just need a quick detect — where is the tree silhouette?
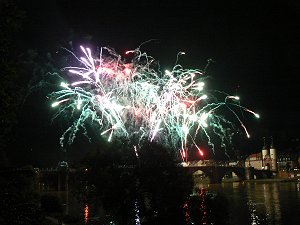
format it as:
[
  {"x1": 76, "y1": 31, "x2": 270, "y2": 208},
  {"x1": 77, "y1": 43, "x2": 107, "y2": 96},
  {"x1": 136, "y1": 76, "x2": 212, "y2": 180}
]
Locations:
[{"x1": 74, "y1": 139, "x2": 193, "y2": 225}]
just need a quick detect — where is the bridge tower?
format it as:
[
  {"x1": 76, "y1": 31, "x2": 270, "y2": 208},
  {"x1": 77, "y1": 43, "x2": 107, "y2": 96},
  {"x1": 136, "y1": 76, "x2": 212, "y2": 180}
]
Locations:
[
  {"x1": 57, "y1": 161, "x2": 69, "y2": 191},
  {"x1": 262, "y1": 137, "x2": 268, "y2": 159},
  {"x1": 270, "y1": 137, "x2": 277, "y2": 171},
  {"x1": 262, "y1": 137, "x2": 271, "y2": 170}
]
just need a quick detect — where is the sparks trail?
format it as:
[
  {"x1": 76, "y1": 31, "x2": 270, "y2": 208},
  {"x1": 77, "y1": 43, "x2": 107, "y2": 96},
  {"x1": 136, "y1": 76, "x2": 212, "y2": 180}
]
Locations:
[{"x1": 49, "y1": 45, "x2": 259, "y2": 160}]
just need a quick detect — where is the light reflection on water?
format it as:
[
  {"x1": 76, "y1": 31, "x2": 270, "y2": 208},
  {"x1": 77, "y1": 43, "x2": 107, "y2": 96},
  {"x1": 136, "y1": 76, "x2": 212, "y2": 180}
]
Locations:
[
  {"x1": 199, "y1": 181, "x2": 300, "y2": 225},
  {"x1": 48, "y1": 181, "x2": 300, "y2": 225},
  {"x1": 84, "y1": 204, "x2": 89, "y2": 224},
  {"x1": 199, "y1": 188, "x2": 208, "y2": 225},
  {"x1": 134, "y1": 199, "x2": 141, "y2": 225}
]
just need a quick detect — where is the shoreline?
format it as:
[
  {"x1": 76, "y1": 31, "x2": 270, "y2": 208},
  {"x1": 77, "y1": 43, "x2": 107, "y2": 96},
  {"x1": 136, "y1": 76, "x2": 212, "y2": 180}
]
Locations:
[
  {"x1": 221, "y1": 177, "x2": 300, "y2": 183},
  {"x1": 243, "y1": 178, "x2": 300, "y2": 183},
  {"x1": 195, "y1": 177, "x2": 300, "y2": 185}
]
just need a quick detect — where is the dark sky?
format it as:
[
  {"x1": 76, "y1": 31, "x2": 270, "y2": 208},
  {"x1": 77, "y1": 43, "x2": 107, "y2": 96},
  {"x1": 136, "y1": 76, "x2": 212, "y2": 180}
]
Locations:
[{"x1": 9, "y1": 0, "x2": 300, "y2": 166}]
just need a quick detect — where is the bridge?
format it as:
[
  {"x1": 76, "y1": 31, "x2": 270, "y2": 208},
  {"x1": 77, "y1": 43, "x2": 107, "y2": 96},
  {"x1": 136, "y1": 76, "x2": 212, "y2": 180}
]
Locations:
[
  {"x1": 36, "y1": 167, "x2": 70, "y2": 191},
  {"x1": 183, "y1": 161, "x2": 274, "y2": 184},
  {"x1": 33, "y1": 161, "x2": 276, "y2": 190}
]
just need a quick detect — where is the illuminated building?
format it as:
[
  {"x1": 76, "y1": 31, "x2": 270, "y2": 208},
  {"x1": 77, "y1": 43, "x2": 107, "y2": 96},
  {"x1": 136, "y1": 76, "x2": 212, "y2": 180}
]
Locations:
[{"x1": 245, "y1": 137, "x2": 277, "y2": 171}]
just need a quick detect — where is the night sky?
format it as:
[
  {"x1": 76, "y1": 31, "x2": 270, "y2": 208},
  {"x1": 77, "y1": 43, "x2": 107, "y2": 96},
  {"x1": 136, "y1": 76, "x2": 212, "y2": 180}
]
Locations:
[{"x1": 7, "y1": 0, "x2": 300, "y2": 166}]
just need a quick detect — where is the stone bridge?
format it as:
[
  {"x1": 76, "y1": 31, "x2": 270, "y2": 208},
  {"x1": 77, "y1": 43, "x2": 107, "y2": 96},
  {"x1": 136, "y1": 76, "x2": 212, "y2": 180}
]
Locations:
[
  {"x1": 184, "y1": 165, "x2": 273, "y2": 184},
  {"x1": 34, "y1": 163, "x2": 275, "y2": 188}
]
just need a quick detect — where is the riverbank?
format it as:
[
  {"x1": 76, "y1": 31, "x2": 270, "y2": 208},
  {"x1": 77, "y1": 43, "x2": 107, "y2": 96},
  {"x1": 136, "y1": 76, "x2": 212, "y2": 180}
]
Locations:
[
  {"x1": 244, "y1": 178, "x2": 300, "y2": 183},
  {"x1": 194, "y1": 177, "x2": 300, "y2": 184}
]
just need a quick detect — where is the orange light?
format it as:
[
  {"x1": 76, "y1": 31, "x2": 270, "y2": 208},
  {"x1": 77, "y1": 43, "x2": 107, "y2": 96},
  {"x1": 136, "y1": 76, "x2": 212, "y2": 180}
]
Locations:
[{"x1": 84, "y1": 204, "x2": 89, "y2": 224}]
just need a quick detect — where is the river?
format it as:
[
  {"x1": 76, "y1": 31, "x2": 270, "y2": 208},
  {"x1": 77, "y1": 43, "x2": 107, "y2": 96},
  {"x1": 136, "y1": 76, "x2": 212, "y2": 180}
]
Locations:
[
  {"x1": 47, "y1": 180, "x2": 300, "y2": 225},
  {"x1": 198, "y1": 180, "x2": 300, "y2": 225}
]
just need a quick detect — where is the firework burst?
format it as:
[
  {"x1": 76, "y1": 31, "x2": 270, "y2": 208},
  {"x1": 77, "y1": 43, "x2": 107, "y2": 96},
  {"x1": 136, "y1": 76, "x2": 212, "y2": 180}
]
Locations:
[{"x1": 49, "y1": 45, "x2": 259, "y2": 160}]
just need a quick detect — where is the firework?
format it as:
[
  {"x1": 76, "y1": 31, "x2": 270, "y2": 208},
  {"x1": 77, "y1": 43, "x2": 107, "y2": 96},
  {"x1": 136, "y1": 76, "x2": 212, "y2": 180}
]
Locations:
[{"x1": 49, "y1": 45, "x2": 259, "y2": 160}]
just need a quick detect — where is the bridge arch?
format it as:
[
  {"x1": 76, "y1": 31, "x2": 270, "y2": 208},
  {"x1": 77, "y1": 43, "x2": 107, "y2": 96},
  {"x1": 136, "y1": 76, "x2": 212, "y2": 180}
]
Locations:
[
  {"x1": 185, "y1": 166, "x2": 247, "y2": 184},
  {"x1": 223, "y1": 167, "x2": 246, "y2": 181},
  {"x1": 222, "y1": 170, "x2": 240, "y2": 181}
]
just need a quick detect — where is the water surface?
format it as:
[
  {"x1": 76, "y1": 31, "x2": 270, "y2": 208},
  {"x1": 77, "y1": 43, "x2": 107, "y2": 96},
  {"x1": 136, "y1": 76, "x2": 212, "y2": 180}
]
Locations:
[{"x1": 200, "y1": 181, "x2": 300, "y2": 225}]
